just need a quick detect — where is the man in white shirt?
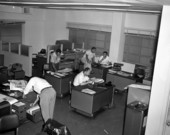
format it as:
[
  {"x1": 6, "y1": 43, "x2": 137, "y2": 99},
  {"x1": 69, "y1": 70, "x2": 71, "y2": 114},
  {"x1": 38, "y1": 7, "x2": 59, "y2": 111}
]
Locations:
[
  {"x1": 73, "y1": 67, "x2": 92, "y2": 86},
  {"x1": 22, "y1": 77, "x2": 56, "y2": 123},
  {"x1": 49, "y1": 49, "x2": 61, "y2": 72},
  {"x1": 81, "y1": 47, "x2": 96, "y2": 69},
  {"x1": 99, "y1": 51, "x2": 112, "y2": 65}
]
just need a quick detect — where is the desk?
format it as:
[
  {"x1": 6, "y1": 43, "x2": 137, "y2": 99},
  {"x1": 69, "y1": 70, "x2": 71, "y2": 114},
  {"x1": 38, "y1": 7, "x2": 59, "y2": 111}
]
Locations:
[
  {"x1": 106, "y1": 72, "x2": 136, "y2": 91},
  {"x1": 70, "y1": 84, "x2": 114, "y2": 117},
  {"x1": 45, "y1": 72, "x2": 75, "y2": 98}
]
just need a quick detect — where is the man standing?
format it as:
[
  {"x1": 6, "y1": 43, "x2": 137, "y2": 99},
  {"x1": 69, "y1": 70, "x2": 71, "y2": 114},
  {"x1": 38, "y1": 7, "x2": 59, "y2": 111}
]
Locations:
[
  {"x1": 22, "y1": 77, "x2": 56, "y2": 123},
  {"x1": 81, "y1": 47, "x2": 96, "y2": 70}
]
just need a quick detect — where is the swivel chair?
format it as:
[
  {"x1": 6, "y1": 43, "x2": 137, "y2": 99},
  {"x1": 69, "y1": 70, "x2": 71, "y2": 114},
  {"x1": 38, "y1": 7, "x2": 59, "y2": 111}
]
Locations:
[{"x1": 0, "y1": 114, "x2": 19, "y2": 135}]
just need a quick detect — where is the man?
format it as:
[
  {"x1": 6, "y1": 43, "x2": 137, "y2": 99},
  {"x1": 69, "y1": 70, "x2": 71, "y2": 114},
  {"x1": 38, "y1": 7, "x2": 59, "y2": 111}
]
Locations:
[
  {"x1": 73, "y1": 67, "x2": 92, "y2": 86},
  {"x1": 49, "y1": 49, "x2": 61, "y2": 72},
  {"x1": 81, "y1": 47, "x2": 96, "y2": 69},
  {"x1": 98, "y1": 51, "x2": 112, "y2": 65},
  {"x1": 22, "y1": 77, "x2": 56, "y2": 123}
]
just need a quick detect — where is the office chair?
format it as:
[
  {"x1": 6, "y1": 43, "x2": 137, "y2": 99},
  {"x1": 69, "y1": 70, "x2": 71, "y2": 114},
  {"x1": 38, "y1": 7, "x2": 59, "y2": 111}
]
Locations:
[{"x1": 0, "y1": 114, "x2": 19, "y2": 135}]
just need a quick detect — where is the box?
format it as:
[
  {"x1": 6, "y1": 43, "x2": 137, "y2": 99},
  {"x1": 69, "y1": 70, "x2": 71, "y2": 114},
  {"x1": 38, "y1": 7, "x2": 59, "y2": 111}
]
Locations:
[
  {"x1": 12, "y1": 101, "x2": 27, "y2": 112},
  {"x1": 27, "y1": 109, "x2": 43, "y2": 123},
  {"x1": 12, "y1": 108, "x2": 26, "y2": 120}
]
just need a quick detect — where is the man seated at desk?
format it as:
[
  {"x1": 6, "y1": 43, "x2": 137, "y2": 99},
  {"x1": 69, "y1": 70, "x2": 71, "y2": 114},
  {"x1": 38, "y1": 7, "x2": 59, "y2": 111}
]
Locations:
[
  {"x1": 49, "y1": 49, "x2": 61, "y2": 72},
  {"x1": 98, "y1": 51, "x2": 112, "y2": 65},
  {"x1": 81, "y1": 47, "x2": 96, "y2": 70},
  {"x1": 73, "y1": 67, "x2": 93, "y2": 86}
]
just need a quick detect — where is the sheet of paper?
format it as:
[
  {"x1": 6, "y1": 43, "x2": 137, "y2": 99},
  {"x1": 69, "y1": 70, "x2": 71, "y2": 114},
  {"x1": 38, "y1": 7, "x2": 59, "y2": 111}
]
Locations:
[{"x1": 81, "y1": 88, "x2": 96, "y2": 94}]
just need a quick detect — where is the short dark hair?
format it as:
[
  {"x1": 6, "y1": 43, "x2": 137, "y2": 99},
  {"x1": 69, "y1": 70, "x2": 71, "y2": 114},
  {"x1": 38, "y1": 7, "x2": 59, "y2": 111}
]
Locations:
[
  {"x1": 91, "y1": 47, "x2": 96, "y2": 50},
  {"x1": 56, "y1": 49, "x2": 61, "y2": 53},
  {"x1": 103, "y1": 51, "x2": 108, "y2": 55},
  {"x1": 83, "y1": 67, "x2": 90, "y2": 72}
]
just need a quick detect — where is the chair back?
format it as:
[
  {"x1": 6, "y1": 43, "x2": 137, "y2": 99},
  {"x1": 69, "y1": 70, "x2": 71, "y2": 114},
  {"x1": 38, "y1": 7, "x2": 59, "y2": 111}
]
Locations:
[{"x1": 0, "y1": 114, "x2": 19, "y2": 135}]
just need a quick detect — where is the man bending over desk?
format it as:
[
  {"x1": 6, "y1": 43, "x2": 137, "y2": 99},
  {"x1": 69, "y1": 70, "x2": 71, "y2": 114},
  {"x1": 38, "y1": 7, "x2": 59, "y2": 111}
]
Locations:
[
  {"x1": 73, "y1": 67, "x2": 93, "y2": 86},
  {"x1": 22, "y1": 77, "x2": 56, "y2": 123}
]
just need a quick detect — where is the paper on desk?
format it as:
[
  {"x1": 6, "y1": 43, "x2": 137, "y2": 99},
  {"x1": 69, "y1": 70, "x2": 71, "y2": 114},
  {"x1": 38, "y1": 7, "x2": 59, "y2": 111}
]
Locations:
[
  {"x1": 90, "y1": 78, "x2": 104, "y2": 83},
  {"x1": 27, "y1": 105, "x2": 40, "y2": 115},
  {"x1": 2, "y1": 83, "x2": 10, "y2": 86},
  {"x1": 101, "y1": 64, "x2": 112, "y2": 68},
  {"x1": 81, "y1": 88, "x2": 96, "y2": 94},
  {"x1": 0, "y1": 93, "x2": 18, "y2": 105},
  {"x1": 9, "y1": 80, "x2": 27, "y2": 91},
  {"x1": 126, "y1": 84, "x2": 151, "y2": 90},
  {"x1": 58, "y1": 68, "x2": 72, "y2": 73}
]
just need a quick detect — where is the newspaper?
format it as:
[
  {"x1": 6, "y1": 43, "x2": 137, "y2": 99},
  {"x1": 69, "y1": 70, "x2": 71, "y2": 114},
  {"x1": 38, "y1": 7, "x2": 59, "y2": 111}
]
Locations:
[{"x1": 9, "y1": 80, "x2": 27, "y2": 92}]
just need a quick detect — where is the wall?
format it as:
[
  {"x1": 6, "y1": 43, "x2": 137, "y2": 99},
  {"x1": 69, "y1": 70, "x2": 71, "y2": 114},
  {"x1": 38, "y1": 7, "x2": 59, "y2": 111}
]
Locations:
[
  {"x1": 43, "y1": 9, "x2": 68, "y2": 47},
  {"x1": 145, "y1": 6, "x2": 170, "y2": 135},
  {"x1": 65, "y1": 10, "x2": 160, "y2": 63}
]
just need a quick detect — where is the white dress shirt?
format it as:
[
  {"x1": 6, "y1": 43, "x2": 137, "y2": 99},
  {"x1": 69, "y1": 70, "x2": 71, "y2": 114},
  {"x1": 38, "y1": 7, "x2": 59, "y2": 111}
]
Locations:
[
  {"x1": 99, "y1": 56, "x2": 111, "y2": 65},
  {"x1": 23, "y1": 77, "x2": 52, "y2": 95},
  {"x1": 50, "y1": 52, "x2": 60, "y2": 64},
  {"x1": 73, "y1": 71, "x2": 89, "y2": 86},
  {"x1": 81, "y1": 50, "x2": 96, "y2": 63}
]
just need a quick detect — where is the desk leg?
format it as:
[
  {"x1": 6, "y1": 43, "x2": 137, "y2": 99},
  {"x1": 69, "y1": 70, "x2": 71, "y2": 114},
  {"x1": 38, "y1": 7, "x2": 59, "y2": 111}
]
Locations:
[{"x1": 109, "y1": 87, "x2": 115, "y2": 108}]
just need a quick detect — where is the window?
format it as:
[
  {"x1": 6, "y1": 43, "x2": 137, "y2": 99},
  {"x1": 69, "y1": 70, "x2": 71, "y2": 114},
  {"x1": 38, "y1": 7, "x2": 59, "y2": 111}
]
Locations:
[
  {"x1": 123, "y1": 33, "x2": 157, "y2": 66},
  {"x1": 21, "y1": 44, "x2": 29, "y2": 56},
  {"x1": 69, "y1": 28, "x2": 111, "y2": 56}
]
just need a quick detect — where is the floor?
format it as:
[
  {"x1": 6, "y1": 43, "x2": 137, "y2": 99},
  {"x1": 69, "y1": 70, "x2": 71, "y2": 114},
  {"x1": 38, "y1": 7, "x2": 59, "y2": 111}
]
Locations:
[{"x1": 1, "y1": 91, "x2": 127, "y2": 135}]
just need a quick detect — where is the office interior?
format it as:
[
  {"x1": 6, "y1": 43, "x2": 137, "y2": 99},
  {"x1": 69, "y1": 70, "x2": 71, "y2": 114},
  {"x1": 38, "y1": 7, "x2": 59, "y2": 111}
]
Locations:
[{"x1": 0, "y1": 0, "x2": 170, "y2": 135}]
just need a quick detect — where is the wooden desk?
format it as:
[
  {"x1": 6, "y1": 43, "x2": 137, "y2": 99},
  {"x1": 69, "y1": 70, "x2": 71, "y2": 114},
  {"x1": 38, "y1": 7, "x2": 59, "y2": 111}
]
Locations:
[
  {"x1": 70, "y1": 84, "x2": 114, "y2": 117},
  {"x1": 106, "y1": 72, "x2": 136, "y2": 91},
  {"x1": 45, "y1": 72, "x2": 75, "y2": 98}
]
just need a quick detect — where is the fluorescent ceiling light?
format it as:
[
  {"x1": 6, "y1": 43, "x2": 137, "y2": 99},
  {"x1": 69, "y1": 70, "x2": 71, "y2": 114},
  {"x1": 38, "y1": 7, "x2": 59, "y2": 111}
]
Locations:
[{"x1": 0, "y1": 1, "x2": 132, "y2": 6}]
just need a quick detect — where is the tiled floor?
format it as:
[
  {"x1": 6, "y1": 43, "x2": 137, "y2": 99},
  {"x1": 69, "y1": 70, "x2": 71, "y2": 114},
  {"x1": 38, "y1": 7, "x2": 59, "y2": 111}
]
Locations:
[{"x1": 1, "y1": 92, "x2": 127, "y2": 135}]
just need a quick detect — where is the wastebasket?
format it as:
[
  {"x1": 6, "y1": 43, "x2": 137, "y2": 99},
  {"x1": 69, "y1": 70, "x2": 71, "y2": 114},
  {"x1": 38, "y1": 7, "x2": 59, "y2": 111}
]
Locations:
[{"x1": 123, "y1": 101, "x2": 148, "y2": 135}]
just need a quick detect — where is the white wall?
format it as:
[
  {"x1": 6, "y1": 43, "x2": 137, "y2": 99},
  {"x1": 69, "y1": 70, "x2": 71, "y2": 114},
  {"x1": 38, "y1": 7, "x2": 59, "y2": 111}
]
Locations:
[
  {"x1": 66, "y1": 10, "x2": 113, "y2": 25},
  {"x1": 125, "y1": 13, "x2": 160, "y2": 31},
  {"x1": 145, "y1": 6, "x2": 170, "y2": 135},
  {"x1": 65, "y1": 10, "x2": 160, "y2": 63},
  {"x1": 43, "y1": 9, "x2": 68, "y2": 46}
]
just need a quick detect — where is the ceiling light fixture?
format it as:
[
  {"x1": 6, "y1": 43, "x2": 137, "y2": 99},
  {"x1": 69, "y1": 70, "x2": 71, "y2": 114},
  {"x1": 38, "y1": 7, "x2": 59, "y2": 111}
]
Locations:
[{"x1": 0, "y1": 1, "x2": 132, "y2": 7}]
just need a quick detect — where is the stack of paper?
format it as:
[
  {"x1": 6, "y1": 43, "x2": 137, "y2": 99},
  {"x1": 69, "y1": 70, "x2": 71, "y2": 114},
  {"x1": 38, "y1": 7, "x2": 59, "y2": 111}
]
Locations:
[
  {"x1": 58, "y1": 68, "x2": 72, "y2": 73},
  {"x1": 81, "y1": 88, "x2": 96, "y2": 94}
]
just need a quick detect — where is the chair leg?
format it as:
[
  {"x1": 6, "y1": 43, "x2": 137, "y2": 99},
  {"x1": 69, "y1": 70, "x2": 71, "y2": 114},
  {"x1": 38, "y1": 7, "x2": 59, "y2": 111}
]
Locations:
[{"x1": 15, "y1": 128, "x2": 19, "y2": 135}]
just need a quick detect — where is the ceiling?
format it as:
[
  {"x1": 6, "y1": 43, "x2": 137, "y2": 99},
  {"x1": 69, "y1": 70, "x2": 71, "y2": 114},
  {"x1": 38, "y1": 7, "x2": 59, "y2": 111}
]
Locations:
[{"x1": 1, "y1": 0, "x2": 170, "y2": 14}]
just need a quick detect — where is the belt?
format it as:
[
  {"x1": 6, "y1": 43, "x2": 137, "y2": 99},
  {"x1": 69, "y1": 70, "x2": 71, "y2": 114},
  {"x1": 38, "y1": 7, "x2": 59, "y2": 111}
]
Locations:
[{"x1": 41, "y1": 86, "x2": 52, "y2": 93}]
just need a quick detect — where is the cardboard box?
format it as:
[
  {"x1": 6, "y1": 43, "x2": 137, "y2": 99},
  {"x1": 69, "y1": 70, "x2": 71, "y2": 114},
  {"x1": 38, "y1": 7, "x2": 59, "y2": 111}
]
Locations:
[
  {"x1": 12, "y1": 108, "x2": 26, "y2": 120},
  {"x1": 27, "y1": 109, "x2": 43, "y2": 123}
]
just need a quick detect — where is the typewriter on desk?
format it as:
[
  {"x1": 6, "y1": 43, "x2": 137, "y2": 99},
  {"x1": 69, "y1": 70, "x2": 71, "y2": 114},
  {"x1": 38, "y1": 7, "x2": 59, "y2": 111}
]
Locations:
[{"x1": 112, "y1": 63, "x2": 123, "y2": 71}]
